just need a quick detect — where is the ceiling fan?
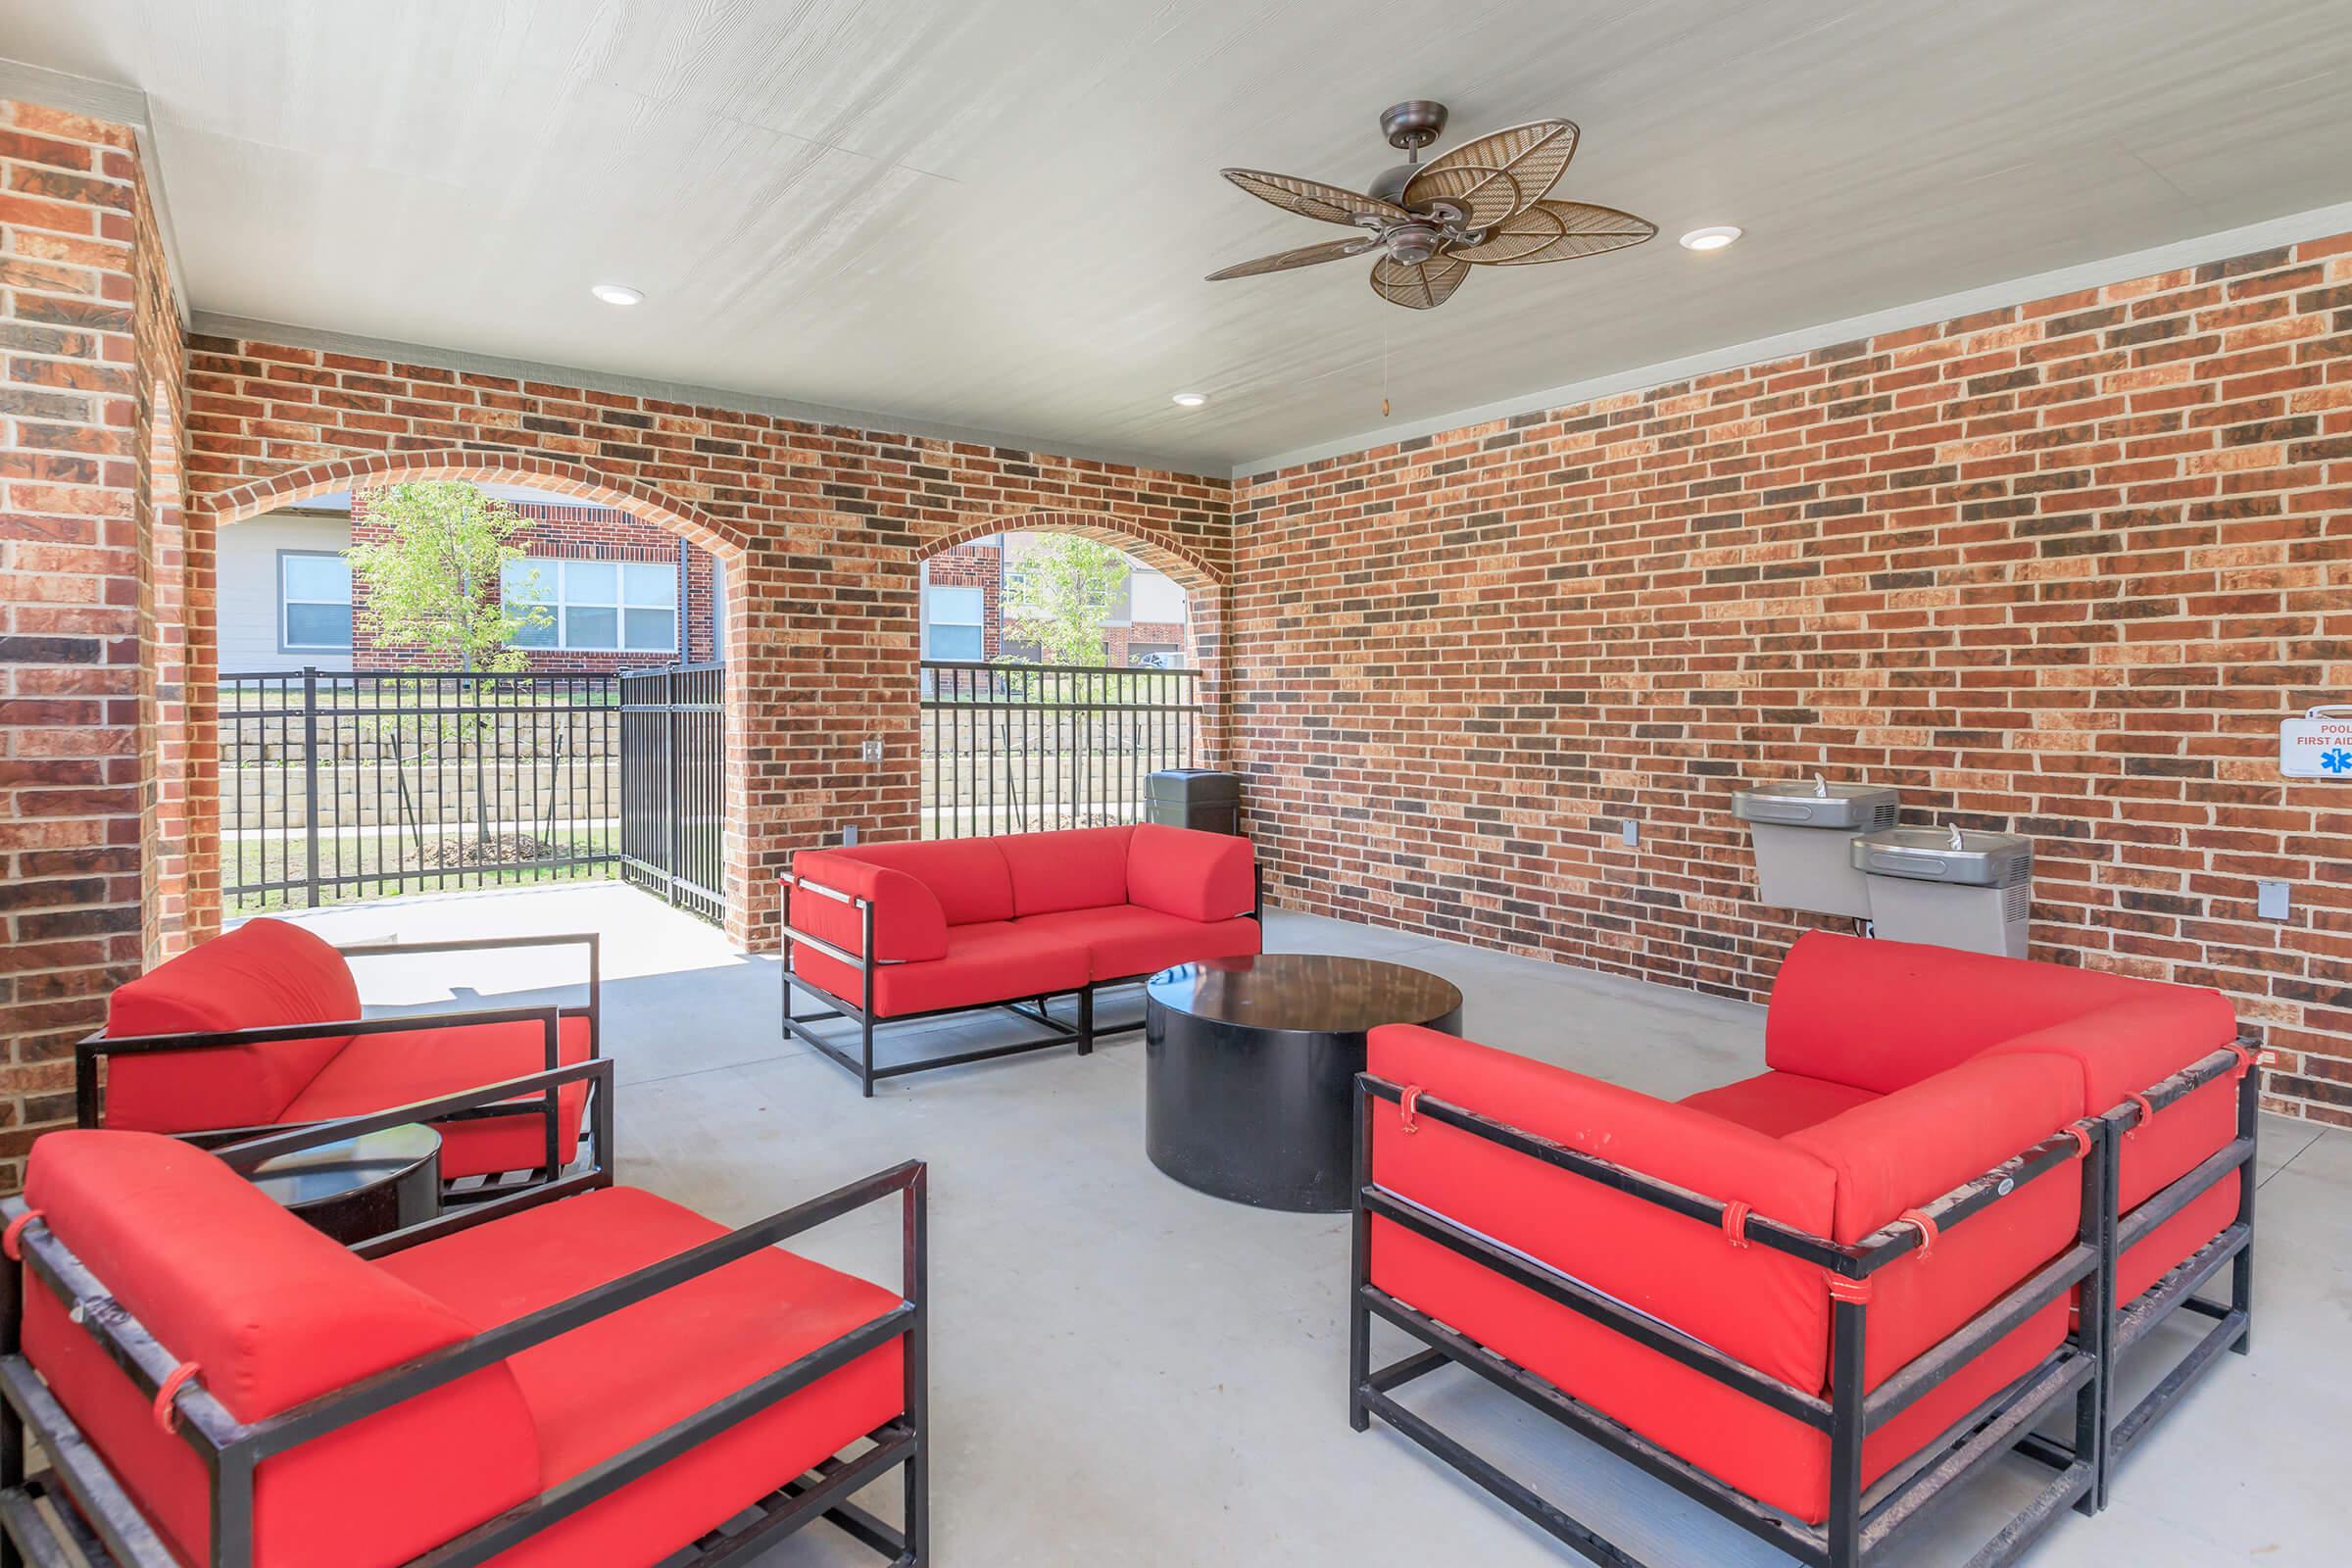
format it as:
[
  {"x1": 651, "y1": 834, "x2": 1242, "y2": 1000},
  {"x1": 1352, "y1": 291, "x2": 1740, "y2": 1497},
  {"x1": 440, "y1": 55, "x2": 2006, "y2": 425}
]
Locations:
[{"x1": 1206, "y1": 101, "x2": 1656, "y2": 310}]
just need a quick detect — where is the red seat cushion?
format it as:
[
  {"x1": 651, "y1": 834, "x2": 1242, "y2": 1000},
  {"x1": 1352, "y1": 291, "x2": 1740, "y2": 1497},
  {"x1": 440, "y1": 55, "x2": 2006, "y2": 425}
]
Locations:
[
  {"x1": 831, "y1": 838, "x2": 1014, "y2": 925},
  {"x1": 797, "y1": 919, "x2": 1092, "y2": 1018},
  {"x1": 1125, "y1": 823, "x2": 1255, "y2": 923},
  {"x1": 376, "y1": 1186, "x2": 906, "y2": 1568},
  {"x1": 1679, "y1": 1070, "x2": 1881, "y2": 1138},
  {"x1": 1000, "y1": 825, "x2": 1135, "y2": 916},
  {"x1": 1766, "y1": 932, "x2": 2163, "y2": 1095},
  {"x1": 280, "y1": 1014, "x2": 594, "y2": 1179},
  {"x1": 24, "y1": 1132, "x2": 540, "y2": 1568},
  {"x1": 104, "y1": 918, "x2": 361, "y2": 1131},
  {"x1": 1013, "y1": 905, "x2": 1262, "y2": 982}
]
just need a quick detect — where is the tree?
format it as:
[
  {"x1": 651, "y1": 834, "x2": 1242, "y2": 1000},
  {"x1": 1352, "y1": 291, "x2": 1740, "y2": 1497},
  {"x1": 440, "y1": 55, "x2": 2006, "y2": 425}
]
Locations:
[
  {"x1": 344, "y1": 481, "x2": 551, "y2": 672},
  {"x1": 1003, "y1": 533, "x2": 1129, "y2": 666}
]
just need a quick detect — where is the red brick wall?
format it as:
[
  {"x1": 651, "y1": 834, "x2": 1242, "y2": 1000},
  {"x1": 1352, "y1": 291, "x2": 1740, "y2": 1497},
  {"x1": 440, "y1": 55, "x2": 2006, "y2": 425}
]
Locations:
[
  {"x1": 0, "y1": 99, "x2": 184, "y2": 1187},
  {"x1": 1106, "y1": 620, "x2": 1190, "y2": 666},
  {"x1": 347, "y1": 495, "x2": 719, "y2": 671},
  {"x1": 1235, "y1": 232, "x2": 2352, "y2": 1125},
  {"x1": 180, "y1": 344, "x2": 1233, "y2": 956}
]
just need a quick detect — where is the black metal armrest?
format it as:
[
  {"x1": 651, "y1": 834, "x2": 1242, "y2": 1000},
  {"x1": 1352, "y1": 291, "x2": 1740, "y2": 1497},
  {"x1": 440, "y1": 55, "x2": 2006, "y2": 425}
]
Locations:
[
  {"x1": 780, "y1": 868, "x2": 879, "y2": 971},
  {"x1": 76, "y1": 1005, "x2": 569, "y2": 1137},
  {"x1": 335, "y1": 932, "x2": 603, "y2": 1046}
]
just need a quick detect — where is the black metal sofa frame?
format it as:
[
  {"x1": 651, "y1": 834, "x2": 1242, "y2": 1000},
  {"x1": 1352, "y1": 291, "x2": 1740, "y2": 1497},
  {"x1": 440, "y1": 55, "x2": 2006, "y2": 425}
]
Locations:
[
  {"x1": 0, "y1": 1059, "x2": 930, "y2": 1568},
  {"x1": 74, "y1": 934, "x2": 604, "y2": 1205},
  {"x1": 1348, "y1": 1040, "x2": 2260, "y2": 1568},
  {"x1": 778, "y1": 862, "x2": 1263, "y2": 1096}
]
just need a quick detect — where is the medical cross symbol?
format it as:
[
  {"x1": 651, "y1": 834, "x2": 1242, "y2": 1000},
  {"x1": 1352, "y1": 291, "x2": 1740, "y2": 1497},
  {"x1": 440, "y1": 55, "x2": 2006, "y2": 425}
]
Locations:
[{"x1": 2323, "y1": 749, "x2": 2352, "y2": 775}]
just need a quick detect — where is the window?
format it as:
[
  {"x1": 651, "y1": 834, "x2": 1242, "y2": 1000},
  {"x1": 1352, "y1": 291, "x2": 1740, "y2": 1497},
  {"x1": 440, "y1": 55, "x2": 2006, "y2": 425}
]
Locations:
[
  {"x1": 279, "y1": 552, "x2": 353, "y2": 651},
  {"x1": 502, "y1": 558, "x2": 678, "y2": 652},
  {"x1": 925, "y1": 585, "x2": 985, "y2": 661}
]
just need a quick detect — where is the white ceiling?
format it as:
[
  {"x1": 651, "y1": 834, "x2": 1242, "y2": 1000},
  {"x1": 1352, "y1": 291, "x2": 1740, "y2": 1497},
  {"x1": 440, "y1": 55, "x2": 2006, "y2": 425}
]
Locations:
[{"x1": 6, "y1": 0, "x2": 2352, "y2": 473}]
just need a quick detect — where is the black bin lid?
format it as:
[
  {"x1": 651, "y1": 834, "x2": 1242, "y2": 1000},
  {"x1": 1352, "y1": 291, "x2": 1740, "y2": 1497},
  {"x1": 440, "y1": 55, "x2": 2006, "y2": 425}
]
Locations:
[{"x1": 1146, "y1": 768, "x2": 1240, "y2": 801}]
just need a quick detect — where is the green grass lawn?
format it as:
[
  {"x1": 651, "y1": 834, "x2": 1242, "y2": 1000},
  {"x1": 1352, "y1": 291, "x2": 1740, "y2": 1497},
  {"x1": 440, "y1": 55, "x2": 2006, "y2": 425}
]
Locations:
[{"x1": 226, "y1": 824, "x2": 619, "y2": 914}]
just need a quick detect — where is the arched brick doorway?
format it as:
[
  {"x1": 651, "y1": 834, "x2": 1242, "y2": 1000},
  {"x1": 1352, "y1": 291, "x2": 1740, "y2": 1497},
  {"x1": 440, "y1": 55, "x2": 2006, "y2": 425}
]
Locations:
[
  {"x1": 910, "y1": 513, "x2": 1231, "y2": 837},
  {"x1": 188, "y1": 454, "x2": 760, "y2": 948}
]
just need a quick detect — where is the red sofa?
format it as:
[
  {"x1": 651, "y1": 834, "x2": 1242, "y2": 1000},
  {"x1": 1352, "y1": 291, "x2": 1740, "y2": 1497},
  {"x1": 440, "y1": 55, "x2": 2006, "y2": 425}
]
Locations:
[
  {"x1": 782, "y1": 823, "x2": 1261, "y2": 1092},
  {"x1": 79, "y1": 919, "x2": 602, "y2": 1189},
  {"x1": 1351, "y1": 932, "x2": 2256, "y2": 1568},
  {"x1": 0, "y1": 1100, "x2": 927, "y2": 1568}
]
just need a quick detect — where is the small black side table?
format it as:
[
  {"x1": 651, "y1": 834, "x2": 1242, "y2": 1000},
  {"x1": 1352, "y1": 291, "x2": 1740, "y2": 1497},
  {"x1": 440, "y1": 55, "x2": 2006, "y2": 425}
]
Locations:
[
  {"x1": 248, "y1": 1124, "x2": 443, "y2": 1245},
  {"x1": 1145, "y1": 954, "x2": 1464, "y2": 1212}
]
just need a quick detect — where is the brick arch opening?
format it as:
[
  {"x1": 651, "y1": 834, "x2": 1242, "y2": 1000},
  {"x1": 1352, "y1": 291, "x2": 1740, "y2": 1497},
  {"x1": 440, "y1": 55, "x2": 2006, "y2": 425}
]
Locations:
[
  {"x1": 906, "y1": 513, "x2": 1231, "y2": 839},
  {"x1": 188, "y1": 452, "x2": 760, "y2": 946}
]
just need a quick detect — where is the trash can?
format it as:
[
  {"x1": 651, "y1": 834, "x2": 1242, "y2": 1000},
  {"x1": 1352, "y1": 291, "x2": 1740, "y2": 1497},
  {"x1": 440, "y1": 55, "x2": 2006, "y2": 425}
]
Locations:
[
  {"x1": 1147, "y1": 769, "x2": 1241, "y2": 835},
  {"x1": 1731, "y1": 778, "x2": 1901, "y2": 918},
  {"x1": 1852, "y1": 827, "x2": 2034, "y2": 958}
]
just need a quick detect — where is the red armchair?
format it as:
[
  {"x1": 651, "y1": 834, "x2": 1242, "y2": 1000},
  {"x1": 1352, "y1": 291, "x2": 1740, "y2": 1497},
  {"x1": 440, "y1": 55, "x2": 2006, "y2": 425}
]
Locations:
[
  {"x1": 1350, "y1": 932, "x2": 2255, "y2": 1567},
  {"x1": 78, "y1": 919, "x2": 603, "y2": 1194},
  {"x1": 782, "y1": 823, "x2": 1262, "y2": 1093},
  {"x1": 0, "y1": 1067, "x2": 927, "y2": 1568}
]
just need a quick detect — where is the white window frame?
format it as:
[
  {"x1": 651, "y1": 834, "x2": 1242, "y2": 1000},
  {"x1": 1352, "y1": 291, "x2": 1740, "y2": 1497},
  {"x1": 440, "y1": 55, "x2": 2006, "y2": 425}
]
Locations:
[
  {"x1": 506, "y1": 557, "x2": 678, "y2": 653},
  {"x1": 923, "y1": 584, "x2": 987, "y2": 661},
  {"x1": 278, "y1": 550, "x2": 353, "y2": 653}
]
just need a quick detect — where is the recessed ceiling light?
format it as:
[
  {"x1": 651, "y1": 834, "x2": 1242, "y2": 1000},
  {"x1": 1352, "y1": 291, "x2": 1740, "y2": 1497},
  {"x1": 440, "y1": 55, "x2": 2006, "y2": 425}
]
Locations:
[
  {"x1": 590, "y1": 282, "x2": 645, "y2": 306},
  {"x1": 1679, "y1": 226, "x2": 1742, "y2": 253},
  {"x1": 1171, "y1": 391, "x2": 1208, "y2": 408}
]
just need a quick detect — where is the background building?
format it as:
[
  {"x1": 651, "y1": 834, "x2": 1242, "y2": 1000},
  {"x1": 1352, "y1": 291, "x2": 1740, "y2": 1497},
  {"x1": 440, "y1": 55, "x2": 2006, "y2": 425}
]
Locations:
[{"x1": 919, "y1": 532, "x2": 1191, "y2": 666}]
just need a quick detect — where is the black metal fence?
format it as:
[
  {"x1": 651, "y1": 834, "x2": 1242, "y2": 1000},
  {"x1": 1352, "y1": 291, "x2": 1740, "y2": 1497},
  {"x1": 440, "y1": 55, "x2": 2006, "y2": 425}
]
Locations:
[
  {"x1": 618, "y1": 662, "x2": 727, "y2": 924},
  {"x1": 220, "y1": 669, "x2": 621, "y2": 913},
  {"x1": 918, "y1": 661, "x2": 1198, "y2": 839}
]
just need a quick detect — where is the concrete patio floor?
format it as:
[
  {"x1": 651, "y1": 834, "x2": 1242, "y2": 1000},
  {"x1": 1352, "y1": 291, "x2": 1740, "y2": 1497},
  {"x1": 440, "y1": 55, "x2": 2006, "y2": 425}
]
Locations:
[{"x1": 270, "y1": 881, "x2": 2344, "y2": 1567}]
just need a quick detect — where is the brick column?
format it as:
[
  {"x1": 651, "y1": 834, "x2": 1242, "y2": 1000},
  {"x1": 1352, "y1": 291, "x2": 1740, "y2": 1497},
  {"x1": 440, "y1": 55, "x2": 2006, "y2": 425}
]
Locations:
[{"x1": 0, "y1": 99, "x2": 177, "y2": 1189}]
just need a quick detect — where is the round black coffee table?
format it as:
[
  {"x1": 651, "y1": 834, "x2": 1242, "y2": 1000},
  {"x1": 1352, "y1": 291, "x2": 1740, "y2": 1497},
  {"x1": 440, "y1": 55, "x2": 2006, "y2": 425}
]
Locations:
[
  {"x1": 1144, "y1": 954, "x2": 1464, "y2": 1212},
  {"x1": 248, "y1": 1123, "x2": 443, "y2": 1245}
]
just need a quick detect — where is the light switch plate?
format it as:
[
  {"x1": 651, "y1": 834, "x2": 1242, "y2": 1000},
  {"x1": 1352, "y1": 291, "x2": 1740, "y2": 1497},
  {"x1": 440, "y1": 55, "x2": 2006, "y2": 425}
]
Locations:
[
  {"x1": 2257, "y1": 880, "x2": 2290, "y2": 921},
  {"x1": 861, "y1": 738, "x2": 884, "y2": 763}
]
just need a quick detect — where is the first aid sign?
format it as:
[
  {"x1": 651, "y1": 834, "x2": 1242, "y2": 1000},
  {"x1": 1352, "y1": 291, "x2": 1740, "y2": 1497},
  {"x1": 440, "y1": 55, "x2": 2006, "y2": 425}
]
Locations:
[{"x1": 2280, "y1": 710, "x2": 2352, "y2": 778}]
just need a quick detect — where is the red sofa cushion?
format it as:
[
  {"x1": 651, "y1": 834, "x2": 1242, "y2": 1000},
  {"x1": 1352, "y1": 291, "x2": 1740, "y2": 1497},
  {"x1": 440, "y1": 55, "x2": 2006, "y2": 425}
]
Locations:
[
  {"x1": 1126, "y1": 823, "x2": 1254, "y2": 923},
  {"x1": 833, "y1": 838, "x2": 1014, "y2": 926},
  {"x1": 376, "y1": 1186, "x2": 906, "y2": 1568},
  {"x1": 104, "y1": 919, "x2": 360, "y2": 1131},
  {"x1": 1679, "y1": 1070, "x2": 1880, "y2": 1138},
  {"x1": 796, "y1": 918, "x2": 1093, "y2": 1018},
  {"x1": 1014, "y1": 905, "x2": 1262, "y2": 982},
  {"x1": 788, "y1": 852, "x2": 950, "y2": 963},
  {"x1": 1766, "y1": 932, "x2": 2156, "y2": 1095},
  {"x1": 279, "y1": 1014, "x2": 595, "y2": 1179},
  {"x1": 23, "y1": 1132, "x2": 540, "y2": 1568},
  {"x1": 1000, "y1": 825, "x2": 1134, "y2": 916},
  {"x1": 1369, "y1": 1024, "x2": 1837, "y2": 1394}
]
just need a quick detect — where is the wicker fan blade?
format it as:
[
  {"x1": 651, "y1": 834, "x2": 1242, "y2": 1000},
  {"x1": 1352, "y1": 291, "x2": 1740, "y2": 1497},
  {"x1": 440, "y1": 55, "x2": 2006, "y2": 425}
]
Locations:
[
  {"x1": 1456, "y1": 200, "x2": 1657, "y2": 266},
  {"x1": 1222, "y1": 169, "x2": 1409, "y2": 227},
  {"x1": 1206, "y1": 235, "x2": 1378, "y2": 281},
  {"x1": 1369, "y1": 253, "x2": 1471, "y2": 311},
  {"x1": 1402, "y1": 120, "x2": 1579, "y2": 226}
]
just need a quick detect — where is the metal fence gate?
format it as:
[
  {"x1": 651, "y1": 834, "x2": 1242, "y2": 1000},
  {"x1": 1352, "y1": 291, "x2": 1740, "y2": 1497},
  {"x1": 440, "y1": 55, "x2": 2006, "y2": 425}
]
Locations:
[
  {"x1": 220, "y1": 669, "x2": 619, "y2": 913},
  {"x1": 618, "y1": 662, "x2": 727, "y2": 925}
]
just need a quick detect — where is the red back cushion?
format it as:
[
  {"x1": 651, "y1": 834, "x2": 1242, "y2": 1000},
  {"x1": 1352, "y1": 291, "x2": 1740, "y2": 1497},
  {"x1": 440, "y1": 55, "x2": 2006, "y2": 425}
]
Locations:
[
  {"x1": 835, "y1": 839, "x2": 1014, "y2": 926},
  {"x1": 24, "y1": 1132, "x2": 541, "y2": 1568},
  {"x1": 789, "y1": 851, "x2": 949, "y2": 962},
  {"x1": 1368, "y1": 1024, "x2": 1837, "y2": 1394},
  {"x1": 1785, "y1": 1052, "x2": 2086, "y2": 1387},
  {"x1": 1766, "y1": 932, "x2": 2155, "y2": 1095},
  {"x1": 999, "y1": 825, "x2": 1134, "y2": 916},
  {"x1": 1125, "y1": 824, "x2": 1255, "y2": 923},
  {"x1": 104, "y1": 919, "x2": 360, "y2": 1130}
]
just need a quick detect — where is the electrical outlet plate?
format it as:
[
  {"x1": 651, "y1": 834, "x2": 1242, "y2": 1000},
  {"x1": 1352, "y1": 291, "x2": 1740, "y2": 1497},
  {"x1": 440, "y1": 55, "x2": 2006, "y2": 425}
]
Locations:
[
  {"x1": 1620, "y1": 819, "x2": 1640, "y2": 847},
  {"x1": 860, "y1": 738, "x2": 884, "y2": 763},
  {"x1": 2257, "y1": 879, "x2": 2291, "y2": 921}
]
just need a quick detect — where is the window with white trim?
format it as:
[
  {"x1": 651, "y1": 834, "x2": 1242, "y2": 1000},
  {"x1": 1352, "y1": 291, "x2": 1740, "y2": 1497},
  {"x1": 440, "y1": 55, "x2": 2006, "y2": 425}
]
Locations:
[
  {"x1": 924, "y1": 585, "x2": 985, "y2": 661},
  {"x1": 279, "y1": 552, "x2": 353, "y2": 651},
  {"x1": 502, "y1": 558, "x2": 678, "y2": 652}
]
